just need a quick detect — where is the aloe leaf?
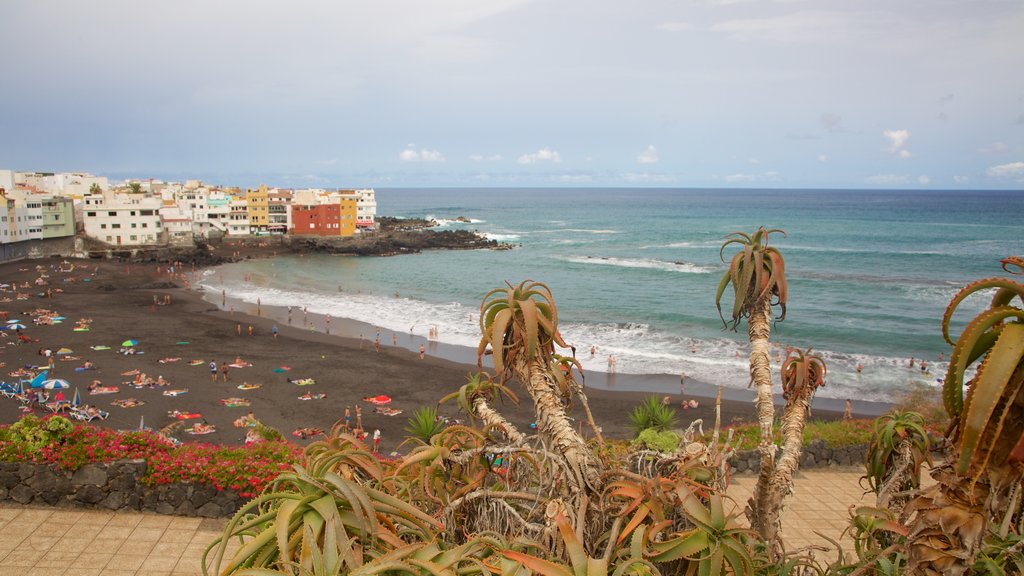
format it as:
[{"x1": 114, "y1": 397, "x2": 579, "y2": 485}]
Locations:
[{"x1": 957, "y1": 322, "x2": 1024, "y2": 475}]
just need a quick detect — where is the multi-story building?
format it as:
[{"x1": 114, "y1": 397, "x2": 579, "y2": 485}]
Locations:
[
  {"x1": 39, "y1": 196, "x2": 75, "y2": 239},
  {"x1": 159, "y1": 202, "x2": 193, "y2": 245},
  {"x1": 0, "y1": 189, "x2": 43, "y2": 243},
  {"x1": 290, "y1": 195, "x2": 357, "y2": 237},
  {"x1": 81, "y1": 190, "x2": 163, "y2": 246},
  {"x1": 246, "y1": 186, "x2": 269, "y2": 235},
  {"x1": 227, "y1": 197, "x2": 250, "y2": 236},
  {"x1": 267, "y1": 189, "x2": 292, "y2": 234},
  {"x1": 343, "y1": 188, "x2": 377, "y2": 230}
]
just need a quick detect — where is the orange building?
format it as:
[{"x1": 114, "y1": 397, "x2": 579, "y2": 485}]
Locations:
[{"x1": 290, "y1": 197, "x2": 357, "y2": 237}]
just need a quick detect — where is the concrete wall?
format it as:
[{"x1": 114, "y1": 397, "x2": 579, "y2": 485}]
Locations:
[{"x1": 0, "y1": 236, "x2": 78, "y2": 264}]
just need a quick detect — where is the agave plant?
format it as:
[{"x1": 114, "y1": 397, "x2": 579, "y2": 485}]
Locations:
[
  {"x1": 648, "y1": 492, "x2": 757, "y2": 575},
  {"x1": 478, "y1": 280, "x2": 600, "y2": 491},
  {"x1": 865, "y1": 411, "x2": 931, "y2": 516},
  {"x1": 715, "y1": 227, "x2": 793, "y2": 549},
  {"x1": 905, "y1": 256, "x2": 1024, "y2": 575}
]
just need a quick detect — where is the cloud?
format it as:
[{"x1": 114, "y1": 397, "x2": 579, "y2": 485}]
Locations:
[
  {"x1": 918, "y1": 175, "x2": 931, "y2": 185},
  {"x1": 656, "y1": 21, "x2": 694, "y2": 32},
  {"x1": 819, "y1": 113, "x2": 843, "y2": 133},
  {"x1": 953, "y1": 175, "x2": 970, "y2": 184},
  {"x1": 620, "y1": 172, "x2": 677, "y2": 184},
  {"x1": 986, "y1": 161, "x2": 1024, "y2": 180},
  {"x1": 636, "y1": 144, "x2": 659, "y2": 164},
  {"x1": 818, "y1": 154, "x2": 827, "y2": 162},
  {"x1": 865, "y1": 174, "x2": 909, "y2": 186},
  {"x1": 469, "y1": 154, "x2": 503, "y2": 162},
  {"x1": 399, "y1": 144, "x2": 445, "y2": 162},
  {"x1": 552, "y1": 174, "x2": 593, "y2": 183},
  {"x1": 977, "y1": 142, "x2": 1008, "y2": 155},
  {"x1": 517, "y1": 147, "x2": 561, "y2": 164},
  {"x1": 723, "y1": 171, "x2": 778, "y2": 183},
  {"x1": 882, "y1": 130, "x2": 911, "y2": 158}
]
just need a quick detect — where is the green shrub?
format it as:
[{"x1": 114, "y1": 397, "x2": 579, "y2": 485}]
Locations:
[
  {"x1": 629, "y1": 395, "x2": 679, "y2": 437},
  {"x1": 724, "y1": 418, "x2": 875, "y2": 451},
  {"x1": 405, "y1": 405, "x2": 446, "y2": 443},
  {"x1": 635, "y1": 428, "x2": 680, "y2": 452}
]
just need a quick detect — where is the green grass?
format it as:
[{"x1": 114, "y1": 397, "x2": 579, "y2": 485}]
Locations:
[{"x1": 722, "y1": 418, "x2": 875, "y2": 452}]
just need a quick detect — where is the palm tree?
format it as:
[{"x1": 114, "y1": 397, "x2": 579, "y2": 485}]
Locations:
[
  {"x1": 478, "y1": 280, "x2": 600, "y2": 491},
  {"x1": 715, "y1": 226, "x2": 790, "y2": 547},
  {"x1": 128, "y1": 182, "x2": 142, "y2": 194},
  {"x1": 905, "y1": 256, "x2": 1024, "y2": 575},
  {"x1": 88, "y1": 183, "x2": 102, "y2": 195}
]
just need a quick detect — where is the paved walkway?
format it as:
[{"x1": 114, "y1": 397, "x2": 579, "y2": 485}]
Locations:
[{"x1": 0, "y1": 468, "x2": 926, "y2": 574}]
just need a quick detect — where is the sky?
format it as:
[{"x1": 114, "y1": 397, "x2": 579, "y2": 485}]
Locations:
[{"x1": 2, "y1": 0, "x2": 1023, "y2": 189}]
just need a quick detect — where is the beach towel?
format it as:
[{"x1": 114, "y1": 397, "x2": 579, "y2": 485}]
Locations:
[
  {"x1": 297, "y1": 393, "x2": 326, "y2": 401},
  {"x1": 363, "y1": 395, "x2": 392, "y2": 405},
  {"x1": 112, "y1": 399, "x2": 144, "y2": 408},
  {"x1": 163, "y1": 389, "x2": 188, "y2": 397},
  {"x1": 291, "y1": 378, "x2": 315, "y2": 386},
  {"x1": 91, "y1": 345, "x2": 110, "y2": 350},
  {"x1": 219, "y1": 397, "x2": 251, "y2": 407},
  {"x1": 73, "y1": 328, "x2": 90, "y2": 332},
  {"x1": 237, "y1": 383, "x2": 262, "y2": 390},
  {"x1": 89, "y1": 386, "x2": 119, "y2": 395},
  {"x1": 169, "y1": 411, "x2": 202, "y2": 420},
  {"x1": 292, "y1": 428, "x2": 322, "y2": 439},
  {"x1": 374, "y1": 406, "x2": 403, "y2": 416},
  {"x1": 188, "y1": 360, "x2": 205, "y2": 366},
  {"x1": 272, "y1": 366, "x2": 291, "y2": 373},
  {"x1": 185, "y1": 424, "x2": 215, "y2": 435}
]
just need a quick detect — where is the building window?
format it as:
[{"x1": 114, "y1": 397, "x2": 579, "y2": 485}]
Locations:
[
  {"x1": 131, "y1": 223, "x2": 137, "y2": 228},
  {"x1": 108, "y1": 211, "x2": 116, "y2": 217},
  {"x1": 111, "y1": 223, "x2": 120, "y2": 229},
  {"x1": 86, "y1": 211, "x2": 96, "y2": 217},
  {"x1": 100, "y1": 224, "x2": 106, "y2": 229},
  {"x1": 130, "y1": 235, "x2": 137, "y2": 241}
]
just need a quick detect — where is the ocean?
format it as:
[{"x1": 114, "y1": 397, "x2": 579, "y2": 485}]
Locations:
[{"x1": 199, "y1": 188, "x2": 1024, "y2": 403}]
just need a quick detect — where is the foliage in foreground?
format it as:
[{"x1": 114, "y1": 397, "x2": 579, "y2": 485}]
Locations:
[{"x1": 0, "y1": 415, "x2": 301, "y2": 497}]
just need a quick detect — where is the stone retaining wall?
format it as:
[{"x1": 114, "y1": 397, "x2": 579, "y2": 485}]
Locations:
[
  {"x1": 729, "y1": 440, "x2": 868, "y2": 473},
  {"x1": 0, "y1": 460, "x2": 243, "y2": 517}
]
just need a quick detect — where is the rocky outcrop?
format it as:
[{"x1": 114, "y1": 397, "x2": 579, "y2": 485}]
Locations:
[{"x1": 287, "y1": 228, "x2": 508, "y2": 256}]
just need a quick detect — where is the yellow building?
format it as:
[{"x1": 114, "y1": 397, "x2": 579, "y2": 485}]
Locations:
[
  {"x1": 246, "y1": 186, "x2": 269, "y2": 235},
  {"x1": 338, "y1": 196, "x2": 357, "y2": 236}
]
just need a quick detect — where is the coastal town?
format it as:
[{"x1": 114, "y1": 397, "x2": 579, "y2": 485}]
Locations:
[{"x1": 0, "y1": 169, "x2": 379, "y2": 257}]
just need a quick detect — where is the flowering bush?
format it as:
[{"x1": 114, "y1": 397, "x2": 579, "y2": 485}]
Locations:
[{"x1": 0, "y1": 416, "x2": 303, "y2": 498}]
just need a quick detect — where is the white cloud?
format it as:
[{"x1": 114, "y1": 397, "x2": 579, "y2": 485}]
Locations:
[
  {"x1": 656, "y1": 21, "x2": 694, "y2": 32},
  {"x1": 882, "y1": 129, "x2": 911, "y2": 158},
  {"x1": 977, "y1": 142, "x2": 1008, "y2": 155},
  {"x1": 818, "y1": 154, "x2": 828, "y2": 162},
  {"x1": 636, "y1": 144, "x2": 659, "y2": 164},
  {"x1": 723, "y1": 171, "x2": 778, "y2": 183},
  {"x1": 553, "y1": 174, "x2": 593, "y2": 183},
  {"x1": 620, "y1": 172, "x2": 677, "y2": 184},
  {"x1": 986, "y1": 161, "x2": 1024, "y2": 180},
  {"x1": 469, "y1": 154, "x2": 503, "y2": 162},
  {"x1": 517, "y1": 147, "x2": 561, "y2": 164},
  {"x1": 953, "y1": 175, "x2": 970, "y2": 184},
  {"x1": 918, "y1": 175, "x2": 931, "y2": 185},
  {"x1": 865, "y1": 174, "x2": 909, "y2": 186},
  {"x1": 399, "y1": 144, "x2": 445, "y2": 162}
]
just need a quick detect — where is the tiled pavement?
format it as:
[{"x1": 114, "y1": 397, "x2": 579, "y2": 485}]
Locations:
[{"x1": 0, "y1": 468, "x2": 928, "y2": 574}]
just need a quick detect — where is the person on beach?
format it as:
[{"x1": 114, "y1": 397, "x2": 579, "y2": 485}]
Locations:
[
  {"x1": 325, "y1": 315, "x2": 331, "y2": 334},
  {"x1": 257, "y1": 297, "x2": 261, "y2": 316},
  {"x1": 856, "y1": 363, "x2": 863, "y2": 374},
  {"x1": 419, "y1": 344, "x2": 425, "y2": 359},
  {"x1": 344, "y1": 407, "x2": 351, "y2": 431},
  {"x1": 272, "y1": 325, "x2": 278, "y2": 339},
  {"x1": 374, "y1": 338, "x2": 381, "y2": 353},
  {"x1": 679, "y1": 372, "x2": 686, "y2": 396},
  {"x1": 210, "y1": 360, "x2": 217, "y2": 382},
  {"x1": 590, "y1": 345, "x2": 596, "y2": 358},
  {"x1": 392, "y1": 333, "x2": 397, "y2": 346},
  {"x1": 287, "y1": 307, "x2": 292, "y2": 324},
  {"x1": 372, "y1": 429, "x2": 381, "y2": 453},
  {"x1": 844, "y1": 399, "x2": 852, "y2": 420},
  {"x1": 355, "y1": 405, "x2": 362, "y2": 431},
  {"x1": 248, "y1": 325, "x2": 254, "y2": 336},
  {"x1": 220, "y1": 362, "x2": 229, "y2": 382},
  {"x1": 236, "y1": 323, "x2": 241, "y2": 336},
  {"x1": 222, "y1": 289, "x2": 226, "y2": 307},
  {"x1": 303, "y1": 307, "x2": 308, "y2": 326}
]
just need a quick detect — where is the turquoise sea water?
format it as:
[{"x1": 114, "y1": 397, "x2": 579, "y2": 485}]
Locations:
[{"x1": 201, "y1": 188, "x2": 1024, "y2": 402}]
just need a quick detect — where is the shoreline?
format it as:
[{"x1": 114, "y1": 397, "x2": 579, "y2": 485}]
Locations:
[
  {"x1": 0, "y1": 252, "x2": 884, "y2": 455},
  {"x1": 197, "y1": 276, "x2": 894, "y2": 418}
]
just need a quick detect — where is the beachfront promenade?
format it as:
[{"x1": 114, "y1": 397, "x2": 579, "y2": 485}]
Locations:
[{"x1": 0, "y1": 467, "x2": 912, "y2": 574}]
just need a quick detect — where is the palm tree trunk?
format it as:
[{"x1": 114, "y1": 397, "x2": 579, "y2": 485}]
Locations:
[
  {"x1": 745, "y1": 296, "x2": 776, "y2": 541},
  {"x1": 472, "y1": 396, "x2": 526, "y2": 444},
  {"x1": 513, "y1": 356, "x2": 600, "y2": 491}
]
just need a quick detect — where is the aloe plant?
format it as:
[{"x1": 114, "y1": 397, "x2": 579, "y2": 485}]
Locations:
[
  {"x1": 629, "y1": 395, "x2": 679, "y2": 437},
  {"x1": 865, "y1": 411, "x2": 931, "y2": 516},
  {"x1": 439, "y1": 371, "x2": 524, "y2": 443},
  {"x1": 905, "y1": 256, "x2": 1024, "y2": 575},
  {"x1": 404, "y1": 406, "x2": 446, "y2": 444},
  {"x1": 478, "y1": 280, "x2": 599, "y2": 491}
]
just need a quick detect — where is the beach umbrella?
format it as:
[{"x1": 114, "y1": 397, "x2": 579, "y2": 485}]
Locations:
[
  {"x1": 138, "y1": 415, "x2": 146, "y2": 431},
  {"x1": 72, "y1": 388, "x2": 81, "y2": 406},
  {"x1": 42, "y1": 379, "x2": 70, "y2": 390},
  {"x1": 18, "y1": 381, "x2": 26, "y2": 395},
  {"x1": 6, "y1": 319, "x2": 20, "y2": 323},
  {"x1": 28, "y1": 370, "x2": 49, "y2": 388},
  {"x1": 56, "y1": 347, "x2": 73, "y2": 355},
  {"x1": 122, "y1": 339, "x2": 138, "y2": 347},
  {"x1": 6, "y1": 323, "x2": 25, "y2": 330}
]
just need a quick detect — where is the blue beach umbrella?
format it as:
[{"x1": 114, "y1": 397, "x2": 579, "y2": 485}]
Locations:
[
  {"x1": 72, "y1": 388, "x2": 81, "y2": 406},
  {"x1": 138, "y1": 415, "x2": 146, "y2": 431},
  {"x1": 6, "y1": 323, "x2": 25, "y2": 331},
  {"x1": 42, "y1": 379, "x2": 71, "y2": 390},
  {"x1": 122, "y1": 339, "x2": 138, "y2": 347},
  {"x1": 6, "y1": 319, "x2": 21, "y2": 323}
]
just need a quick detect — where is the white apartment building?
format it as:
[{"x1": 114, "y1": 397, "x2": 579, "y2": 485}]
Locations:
[
  {"x1": 159, "y1": 202, "x2": 193, "y2": 245},
  {"x1": 0, "y1": 190, "x2": 44, "y2": 243},
  {"x1": 267, "y1": 189, "x2": 292, "y2": 234},
  {"x1": 348, "y1": 188, "x2": 377, "y2": 229},
  {"x1": 227, "y1": 197, "x2": 249, "y2": 236},
  {"x1": 81, "y1": 191, "x2": 163, "y2": 246}
]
